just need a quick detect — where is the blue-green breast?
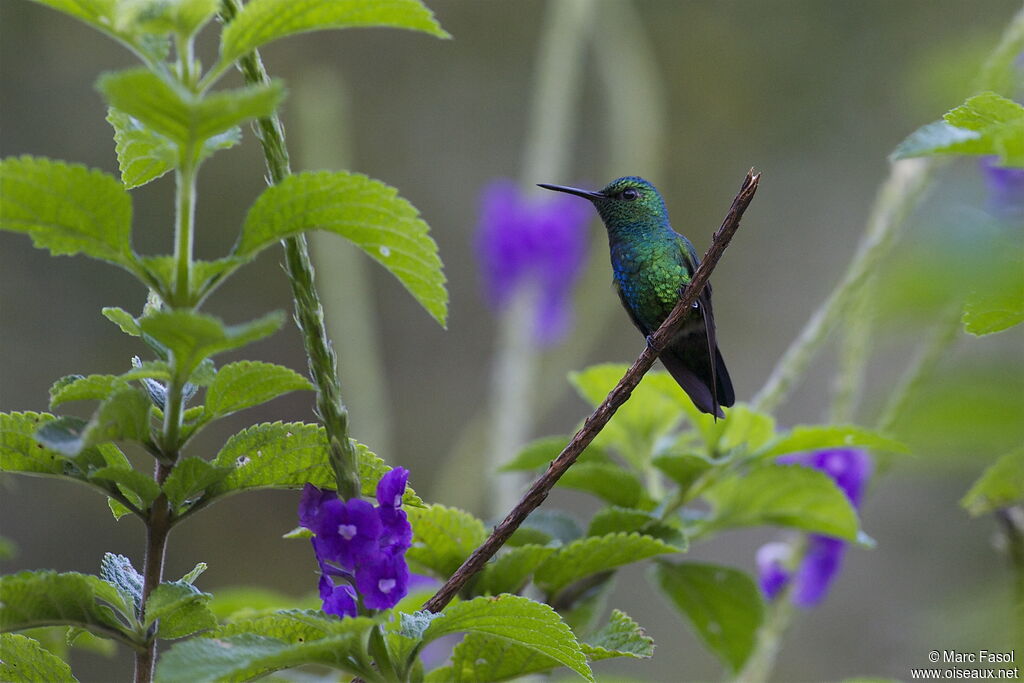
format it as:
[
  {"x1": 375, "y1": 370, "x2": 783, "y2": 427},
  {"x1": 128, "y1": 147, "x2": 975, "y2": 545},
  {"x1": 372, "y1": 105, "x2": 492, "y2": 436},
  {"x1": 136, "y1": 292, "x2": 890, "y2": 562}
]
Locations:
[{"x1": 609, "y1": 229, "x2": 695, "y2": 334}]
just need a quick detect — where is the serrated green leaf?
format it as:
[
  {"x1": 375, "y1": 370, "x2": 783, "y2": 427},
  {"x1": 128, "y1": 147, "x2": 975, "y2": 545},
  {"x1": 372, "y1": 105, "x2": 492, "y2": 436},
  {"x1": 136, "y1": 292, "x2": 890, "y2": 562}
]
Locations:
[
  {"x1": 44, "y1": 387, "x2": 153, "y2": 456},
  {"x1": 106, "y1": 108, "x2": 176, "y2": 188},
  {"x1": 204, "y1": 360, "x2": 312, "y2": 420},
  {"x1": 700, "y1": 464, "x2": 859, "y2": 540},
  {"x1": 961, "y1": 446, "x2": 1024, "y2": 515},
  {"x1": 0, "y1": 633, "x2": 78, "y2": 683},
  {"x1": 99, "y1": 553, "x2": 144, "y2": 615},
  {"x1": 426, "y1": 633, "x2": 568, "y2": 683},
  {"x1": 581, "y1": 609, "x2": 654, "y2": 661},
  {"x1": 208, "y1": 589, "x2": 319, "y2": 621},
  {"x1": 716, "y1": 404, "x2": 777, "y2": 453},
  {"x1": 470, "y1": 545, "x2": 555, "y2": 597},
  {"x1": 97, "y1": 69, "x2": 284, "y2": 151},
  {"x1": 584, "y1": 507, "x2": 685, "y2": 549},
  {"x1": 102, "y1": 306, "x2": 141, "y2": 335},
  {"x1": 219, "y1": 0, "x2": 449, "y2": 68},
  {"x1": 499, "y1": 436, "x2": 612, "y2": 472},
  {"x1": 0, "y1": 570, "x2": 138, "y2": 644},
  {"x1": 89, "y1": 465, "x2": 160, "y2": 507},
  {"x1": 23, "y1": 0, "x2": 151, "y2": 52},
  {"x1": 407, "y1": 505, "x2": 487, "y2": 579},
  {"x1": 423, "y1": 595, "x2": 592, "y2": 682},
  {"x1": 145, "y1": 581, "x2": 217, "y2": 639},
  {"x1": 49, "y1": 374, "x2": 124, "y2": 408},
  {"x1": 139, "y1": 309, "x2": 284, "y2": 382},
  {"x1": 754, "y1": 424, "x2": 907, "y2": 460},
  {"x1": 154, "y1": 632, "x2": 374, "y2": 683},
  {"x1": 534, "y1": 532, "x2": 680, "y2": 595},
  {"x1": 558, "y1": 462, "x2": 645, "y2": 508},
  {"x1": 237, "y1": 171, "x2": 448, "y2": 326},
  {"x1": 650, "y1": 561, "x2": 762, "y2": 673},
  {"x1": 130, "y1": 0, "x2": 219, "y2": 36},
  {"x1": 569, "y1": 365, "x2": 685, "y2": 465},
  {"x1": 162, "y1": 457, "x2": 233, "y2": 510},
  {"x1": 892, "y1": 92, "x2": 1024, "y2": 166},
  {"x1": 201, "y1": 422, "x2": 419, "y2": 507},
  {"x1": 1, "y1": 412, "x2": 72, "y2": 477},
  {"x1": 0, "y1": 156, "x2": 137, "y2": 269}
]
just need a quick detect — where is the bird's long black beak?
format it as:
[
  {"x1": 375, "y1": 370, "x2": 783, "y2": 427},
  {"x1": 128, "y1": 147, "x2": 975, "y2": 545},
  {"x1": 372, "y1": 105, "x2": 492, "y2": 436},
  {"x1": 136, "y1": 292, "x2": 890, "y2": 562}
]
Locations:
[{"x1": 537, "y1": 183, "x2": 605, "y2": 201}]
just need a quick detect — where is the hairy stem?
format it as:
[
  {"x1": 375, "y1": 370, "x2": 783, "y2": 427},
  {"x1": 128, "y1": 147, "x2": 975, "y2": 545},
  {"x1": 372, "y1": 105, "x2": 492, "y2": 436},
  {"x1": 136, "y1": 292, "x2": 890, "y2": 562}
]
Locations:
[
  {"x1": 751, "y1": 158, "x2": 936, "y2": 414},
  {"x1": 423, "y1": 170, "x2": 760, "y2": 613},
  {"x1": 134, "y1": 463, "x2": 173, "y2": 683},
  {"x1": 829, "y1": 275, "x2": 876, "y2": 423},
  {"x1": 218, "y1": 0, "x2": 360, "y2": 500}
]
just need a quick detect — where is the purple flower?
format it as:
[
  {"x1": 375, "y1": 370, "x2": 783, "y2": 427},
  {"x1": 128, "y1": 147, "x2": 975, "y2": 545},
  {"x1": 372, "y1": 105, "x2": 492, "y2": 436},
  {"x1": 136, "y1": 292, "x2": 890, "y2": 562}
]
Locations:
[
  {"x1": 299, "y1": 468, "x2": 414, "y2": 617},
  {"x1": 475, "y1": 180, "x2": 591, "y2": 346},
  {"x1": 756, "y1": 448, "x2": 872, "y2": 608},
  {"x1": 980, "y1": 157, "x2": 1024, "y2": 219}
]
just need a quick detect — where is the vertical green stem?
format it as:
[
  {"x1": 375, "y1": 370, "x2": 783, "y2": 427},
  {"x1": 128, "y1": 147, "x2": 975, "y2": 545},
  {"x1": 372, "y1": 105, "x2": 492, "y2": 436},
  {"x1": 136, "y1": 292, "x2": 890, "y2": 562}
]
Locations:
[
  {"x1": 751, "y1": 158, "x2": 936, "y2": 414},
  {"x1": 733, "y1": 592, "x2": 795, "y2": 683},
  {"x1": 172, "y1": 162, "x2": 196, "y2": 306},
  {"x1": 829, "y1": 275, "x2": 875, "y2": 423},
  {"x1": 218, "y1": 0, "x2": 359, "y2": 500}
]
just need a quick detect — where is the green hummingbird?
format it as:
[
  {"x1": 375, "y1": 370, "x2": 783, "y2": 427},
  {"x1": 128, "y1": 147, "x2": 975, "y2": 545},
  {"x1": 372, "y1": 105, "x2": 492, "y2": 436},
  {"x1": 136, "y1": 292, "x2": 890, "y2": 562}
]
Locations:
[{"x1": 539, "y1": 176, "x2": 734, "y2": 418}]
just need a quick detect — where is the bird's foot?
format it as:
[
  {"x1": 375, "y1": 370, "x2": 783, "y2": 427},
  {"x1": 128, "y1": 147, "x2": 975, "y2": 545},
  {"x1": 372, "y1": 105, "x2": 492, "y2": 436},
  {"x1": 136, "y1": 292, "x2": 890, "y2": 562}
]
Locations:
[{"x1": 645, "y1": 334, "x2": 657, "y2": 353}]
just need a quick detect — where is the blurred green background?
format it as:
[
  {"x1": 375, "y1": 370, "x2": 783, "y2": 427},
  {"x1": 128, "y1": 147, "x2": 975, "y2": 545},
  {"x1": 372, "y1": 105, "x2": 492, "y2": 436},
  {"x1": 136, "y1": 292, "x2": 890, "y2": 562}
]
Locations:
[{"x1": 2, "y1": 1, "x2": 1022, "y2": 680}]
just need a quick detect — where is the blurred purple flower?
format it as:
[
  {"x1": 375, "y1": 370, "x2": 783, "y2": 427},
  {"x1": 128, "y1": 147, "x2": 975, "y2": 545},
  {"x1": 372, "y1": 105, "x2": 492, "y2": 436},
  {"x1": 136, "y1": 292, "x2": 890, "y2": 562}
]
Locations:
[
  {"x1": 475, "y1": 180, "x2": 591, "y2": 346},
  {"x1": 299, "y1": 468, "x2": 413, "y2": 617},
  {"x1": 980, "y1": 157, "x2": 1024, "y2": 219},
  {"x1": 756, "y1": 448, "x2": 872, "y2": 607}
]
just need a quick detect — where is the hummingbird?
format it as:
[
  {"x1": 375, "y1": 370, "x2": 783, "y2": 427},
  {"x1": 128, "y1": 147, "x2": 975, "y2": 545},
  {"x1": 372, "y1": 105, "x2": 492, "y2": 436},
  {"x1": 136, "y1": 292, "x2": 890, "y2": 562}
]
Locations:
[{"x1": 538, "y1": 176, "x2": 734, "y2": 418}]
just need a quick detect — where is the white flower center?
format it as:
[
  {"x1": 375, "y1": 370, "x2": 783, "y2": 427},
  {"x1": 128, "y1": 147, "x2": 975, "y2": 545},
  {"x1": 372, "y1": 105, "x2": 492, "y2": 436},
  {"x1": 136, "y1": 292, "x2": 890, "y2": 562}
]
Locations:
[
  {"x1": 378, "y1": 578, "x2": 396, "y2": 594},
  {"x1": 338, "y1": 524, "x2": 358, "y2": 540},
  {"x1": 393, "y1": 494, "x2": 402, "y2": 507}
]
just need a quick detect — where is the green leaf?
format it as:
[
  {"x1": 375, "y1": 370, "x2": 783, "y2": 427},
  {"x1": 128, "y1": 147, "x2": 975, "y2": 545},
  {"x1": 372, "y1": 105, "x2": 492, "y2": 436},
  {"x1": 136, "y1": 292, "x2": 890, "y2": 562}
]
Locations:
[
  {"x1": 422, "y1": 595, "x2": 592, "y2": 682},
  {"x1": 1, "y1": 412, "x2": 73, "y2": 477},
  {"x1": 407, "y1": 505, "x2": 487, "y2": 578},
  {"x1": 0, "y1": 570, "x2": 137, "y2": 644},
  {"x1": 48, "y1": 363, "x2": 170, "y2": 408},
  {"x1": 106, "y1": 108, "x2": 176, "y2": 188},
  {"x1": 155, "y1": 632, "x2": 373, "y2": 683},
  {"x1": 0, "y1": 633, "x2": 78, "y2": 683},
  {"x1": 106, "y1": 109, "x2": 242, "y2": 188},
  {"x1": 754, "y1": 424, "x2": 908, "y2": 460},
  {"x1": 652, "y1": 452, "x2": 713, "y2": 495},
  {"x1": 961, "y1": 446, "x2": 1024, "y2": 516},
  {"x1": 700, "y1": 464, "x2": 860, "y2": 540},
  {"x1": 96, "y1": 69, "x2": 284, "y2": 150},
  {"x1": 507, "y1": 510, "x2": 582, "y2": 547},
  {"x1": 204, "y1": 360, "x2": 312, "y2": 420},
  {"x1": 99, "y1": 552, "x2": 144, "y2": 614},
  {"x1": 89, "y1": 465, "x2": 160, "y2": 507},
  {"x1": 23, "y1": 0, "x2": 149, "y2": 51},
  {"x1": 161, "y1": 457, "x2": 233, "y2": 510},
  {"x1": 569, "y1": 365, "x2": 685, "y2": 465},
  {"x1": 0, "y1": 156, "x2": 136, "y2": 269},
  {"x1": 139, "y1": 310, "x2": 284, "y2": 381},
  {"x1": 145, "y1": 582, "x2": 217, "y2": 639},
  {"x1": 102, "y1": 306, "x2": 141, "y2": 336},
  {"x1": 558, "y1": 461, "x2": 645, "y2": 508},
  {"x1": 650, "y1": 561, "x2": 763, "y2": 673},
  {"x1": 534, "y1": 532, "x2": 681, "y2": 595},
  {"x1": 202, "y1": 422, "x2": 420, "y2": 507},
  {"x1": 581, "y1": 609, "x2": 654, "y2": 661},
  {"x1": 891, "y1": 92, "x2": 1024, "y2": 166},
  {"x1": 238, "y1": 171, "x2": 448, "y2": 326},
  {"x1": 219, "y1": 0, "x2": 449, "y2": 68},
  {"x1": 470, "y1": 545, "x2": 555, "y2": 597},
  {"x1": 963, "y1": 248, "x2": 1024, "y2": 335},
  {"x1": 426, "y1": 634, "x2": 568, "y2": 683},
  {"x1": 500, "y1": 435, "x2": 612, "y2": 472},
  {"x1": 586, "y1": 507, "x2": 686, "y2": 548},
  {"x1": 40, "y1": 387, "x2": 153, "y2": 456}
]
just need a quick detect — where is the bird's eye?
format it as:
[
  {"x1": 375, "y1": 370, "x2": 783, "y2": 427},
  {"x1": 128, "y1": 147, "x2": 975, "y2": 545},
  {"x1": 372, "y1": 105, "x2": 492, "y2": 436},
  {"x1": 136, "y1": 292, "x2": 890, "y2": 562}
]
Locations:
[{"x1": 621, "y1": 188, "x2": 640, "y2": 201}]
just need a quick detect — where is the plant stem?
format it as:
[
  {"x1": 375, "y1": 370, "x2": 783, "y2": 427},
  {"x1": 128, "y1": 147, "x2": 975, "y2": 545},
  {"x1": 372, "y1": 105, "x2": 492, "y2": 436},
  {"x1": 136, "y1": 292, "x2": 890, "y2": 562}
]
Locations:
[
  {"x1": 172, "y1": 161, "x2": 196, "y2": 306},
  {"x1": 751, "y1": 158, "x2": 936, "y2": 414},
  {"x1": 218, "y1": 0, "x2": 360, "y2": 500},
  {"x1": 423, "y1": 170, "x2": 760, "y2": 613},
  {"x1": 829, "y1": 275, "x2": 875, "y2": 424},
  {"x1": 996, "y1": 507, "x2": 1024, "y2": 651},
  {"x1": 733, "y1": 584, "x2": 796, "y2": 683},
  {"x1": 135, "y1": 463, "x2": 174, "y2": 683}
]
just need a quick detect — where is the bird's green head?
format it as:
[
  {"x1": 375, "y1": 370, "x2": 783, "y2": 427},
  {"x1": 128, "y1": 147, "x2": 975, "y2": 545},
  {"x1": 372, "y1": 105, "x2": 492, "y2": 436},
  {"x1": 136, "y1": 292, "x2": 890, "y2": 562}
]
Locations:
[{"x1": 538, "y1": 176, "x2": 669, "y2": 229}]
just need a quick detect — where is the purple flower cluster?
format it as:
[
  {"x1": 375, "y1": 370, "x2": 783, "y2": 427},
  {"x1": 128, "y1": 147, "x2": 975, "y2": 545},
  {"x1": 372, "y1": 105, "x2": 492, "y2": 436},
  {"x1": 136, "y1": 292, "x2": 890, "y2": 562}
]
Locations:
[
  {"x1": 756, "y1": 448, "x2": 872, "y2": 608},
  {"x1": 475, "y1": 180, "x2": 591, "y2": 346},
  {"x1": 299, "y1": 468, "x2": 413, "y2": 617}
]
